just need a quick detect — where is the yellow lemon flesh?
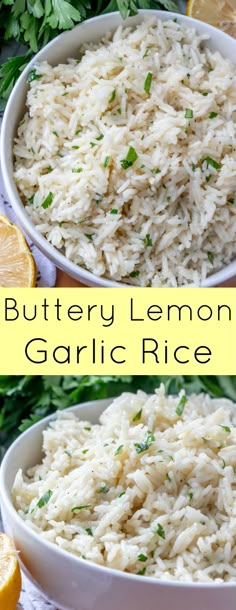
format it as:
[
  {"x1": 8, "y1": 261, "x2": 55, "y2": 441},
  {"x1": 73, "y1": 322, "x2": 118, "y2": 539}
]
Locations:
[
  {"x1": 186, "y1": 0, "x2": 236, "y2": 38},
  {"x1": 0, "y1": 214, "x2": 36, "y2": 287},
  {"x1": 0, "y1": 534, "x2": 22, "y2": 610}
]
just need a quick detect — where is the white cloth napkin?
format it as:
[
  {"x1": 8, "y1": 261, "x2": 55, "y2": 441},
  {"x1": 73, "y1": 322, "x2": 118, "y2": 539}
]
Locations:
[{"x1": 0, "y1": 113, "x2": 56, "y2": 287}]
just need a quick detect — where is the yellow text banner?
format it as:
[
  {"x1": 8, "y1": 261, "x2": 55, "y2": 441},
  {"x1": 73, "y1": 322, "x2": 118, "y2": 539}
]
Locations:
[{"x1": 0, "y1": 288, "x2": 235, "y2": 374}]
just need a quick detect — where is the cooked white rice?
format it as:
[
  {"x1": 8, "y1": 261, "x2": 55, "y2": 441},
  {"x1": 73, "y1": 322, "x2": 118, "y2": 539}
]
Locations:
[
  {"x1": 13, "y1": 387, "x2": 236, "y2": 582},
  {"x1": 13, "y1": 18, "x2": 236, "y2": 287}
]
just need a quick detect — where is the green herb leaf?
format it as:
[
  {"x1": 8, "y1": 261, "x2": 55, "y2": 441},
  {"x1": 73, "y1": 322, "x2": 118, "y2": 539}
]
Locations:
[
  {"x1": 96, "y1": 134, "x2": 104, "y2": 141},
  {"x1": 27, "y1": 68, "x2": 41, "y2": 83},
  {"x1": 134, "y1": 430, "x2": 155, "y2": 454},
  {"x1": 144, "y1": 72, "x2": 153, "y2": 94},
  {"x1": 137, "y1": 567, "x2": 146, "y2": 576},
  {"x1": 121, "y1": 146, "x2": 138, "y2": 169},
  {"x1": 138, "y1": 554, "x2": 147, "y2": 562},
  {"x1": 228, "y1": 198, "x2": 234, "y2": 204},
  {"x1": 72, "y1": 168, "x2": 83, "y2": 173},
  {"x1": 118, "y1": 491, "x2": 126, "y2": 498},
  {"x1": 207, "y1": 252, "x2": 214, "y2": 264},
  {"x1": 103, "y1": 156, "x2": 110, "y2": 168},
  {"x1": 109, "y1": 89, "x2": 116, "y2": 103},
  {"x1": 41, "y1": 192, "x2": 53, "y2": 209},
  {"x1": 115, "y1": 444, "x2": 123, "y2": 455},
  {"x1": 188, "y1": 492, "x2": 193, "y2": 501},
  {"x1": 175, "y1": 395, "x2": 187, "y2": 416},
  {"x1": 37, "y1": 490, "x2": 52, "y2": 508},
  {"x1": 155, "y1": 523, "x2": 165, "y2": 539},
  {"x1": 143, "y1": 234, "x2": 152, "y2": 247},
  {"x1": 85, "y1": 234, "x2": 94, "y2": 241},
  {"x1": 202, "y1": 157, "x2": 222, "y2": 170},
  {"x1": 85, "y1": 528, "x2": 93, "y2": 536},
  {"x1": 129, "y1": 270, "x2": 140, "y2": 278},
  {"x1": 209, "y1": 112, "x2": 218, "y2": 119},
  {"x1": 110, "y1": 209, "x2": 118, "y2": 214},
  {"x1": 133, "y1": 408, "x2": 142, "y2": 422},
  {"x1": 185, "y1": 108, "x2": 193, "y2": 119},
  {"x1": 219, "y1": 425, "x2": 231, "y2": 433},
  {"x1": 28, "y1": 194, "x2": 35, "y2": 204},
  {"x1": 71, "y1": 505, "x2": 92, "y2": 512}
]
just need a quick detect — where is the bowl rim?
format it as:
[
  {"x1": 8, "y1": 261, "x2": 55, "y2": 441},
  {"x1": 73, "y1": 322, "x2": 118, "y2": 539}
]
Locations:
[
  {"x1": 1, "y1": 396, "x2": 236, "y2": 590},
  {"x1": 1, "y1": 9, "x2": 236, "y2": 287}
]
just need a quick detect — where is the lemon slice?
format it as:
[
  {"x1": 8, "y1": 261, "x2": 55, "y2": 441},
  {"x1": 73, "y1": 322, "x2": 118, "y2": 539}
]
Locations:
[
  {"x1": 0, "y1": 534, "x2": 22, "y2": 610},
  {"x1": 186, "y1": 0, "x2": 236, "y2": 38},
  {"x1": 0, "y1": 214, "x2": 36, "y2": 287}
]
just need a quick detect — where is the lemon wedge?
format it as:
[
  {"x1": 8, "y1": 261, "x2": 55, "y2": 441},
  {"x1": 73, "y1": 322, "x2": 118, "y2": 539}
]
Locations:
[
  {"x1": 0, "y1": 214, "x2": 36, "y2": 287},
  {"x1": 186, "y1": 0, "x2": 236, "y2": 38},
  {"x1": 0, "y1": 533, "x2": 22, "y2": 610}
]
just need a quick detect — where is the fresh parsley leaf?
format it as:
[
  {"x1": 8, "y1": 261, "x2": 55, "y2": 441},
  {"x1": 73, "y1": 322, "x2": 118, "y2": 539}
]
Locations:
[
  {"x1": 138, "y1": 554, "x2": 147, "y2": 562},
  {"x1": 155, "y1": 523, "x2": 165, "y2": 539},
  {"x1": 175, "y1": 395, "x2": 187, "y2": 416},
  {"x1": 209, "y1": 112, "x2": 218, "y2": 119},
  {"x1": 99, "y1": 484, "x2": 109, "y2": 494},
  {"x1": 103, "y1": 156, "x2": 110, "y2": 168},
  {"x1": 144, "y1": 72, "x2": 152, "y2": 94},
  {"x1": 134, "y1": 430, "x2": 155, "y2": 454},
  {"x1": 37, "y1": 490, "x2": 52, "y2": 508},
  {"x1": 143, "y1": 234, "x2": 152, "y2": 247},
  {"x1": 109, "y1": 89, "x2": 116, "y2": 103},
  {"x1": 110, "y1": 209, "x2": 118, "y2": 214},
  {"x1": 27, "y1": 68, "x2": 41, "y2": 83},
  {"x1": 115, "y1": 444, "x2": 123, "y2": 455},
  {"x1": 71, "y1": 505, "x2": 92, "y2": 512},
  {"x1": 137, "y1": 567, "x2": 146, "y2": 576},
  {"x1": 129, "y1": 270, "x2": 140, "y2": 278},
  {"x1": 41, "y1": 192, "x2": 53, "y2": 209},
  {"x1": 133, "y1": 408, "x2": 142, "y2": 422},
  {"x1": 85, "y1": 528, "x2": 93, "y2": 536},
  {"x1": 185, "y1": 108, "x2": 193, "y2": 119},
  {"x1": 202, "y1": 157, "x2": 222, "y2": 170},
  {"x1": 219, "y1": 425, "x2": 231, "y2": 433},
  {"x1": 207, "y1": 252, "x2": 214, "y2": 264},
  {"x1": 121, "y1": 146, "x2": 138, "y2": 169}
]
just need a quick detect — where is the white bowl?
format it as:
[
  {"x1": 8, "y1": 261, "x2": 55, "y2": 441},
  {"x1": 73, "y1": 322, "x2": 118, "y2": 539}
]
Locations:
[
  {"x1": 1, "y1": 10, "x2": 236, "y2": 287},
  {"x1": 1, "y1": 398, "x2": 236, "y2": 610}
]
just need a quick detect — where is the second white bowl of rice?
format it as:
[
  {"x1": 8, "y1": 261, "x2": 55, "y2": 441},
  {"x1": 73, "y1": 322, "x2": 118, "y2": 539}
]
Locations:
[
  {"x1": 0, "y1": 388, "x2": 236, "y2": 610},
  {"x1": 1, "y1": 10, "x2": 236, "y2": 287}
]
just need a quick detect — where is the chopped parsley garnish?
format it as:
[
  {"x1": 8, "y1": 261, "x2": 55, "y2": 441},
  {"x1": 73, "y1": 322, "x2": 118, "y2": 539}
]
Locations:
[
  {"x1": 202, "y1": 92, "x2": 209, "y2": 96},
  {"x1": 166, "y1": 196, "x2": 171, "y2": 202},
  {"x1": 72, "y1": 168, "x2": 83, "y2": 173},
  {"x1": 209, "y1": 112, "x2": 218, "y2": 119},
  {"x1": 175, "y1": 395, "x2": 187, "y2": 416},
  {"x1": 206, "y1": 175, "x2": 211, "y2": 183},
  {"x1": 186, "y1": 73, "x2": 190, "y2": 78},
  {"x1": 46, "y1": 166, "x2": 53, "y2": 173},
  {"x1": 99, "y1": 484, "x2": 110, "y2": 494},
  {"x1": 71, "y1": 505, "x2": 92, "y2": 512},
  {"x1": 115, "y1": 444, "x2": 123, "y2": 455},
  {"x1": 138, "y1": 554, "x2": 147, "y2": 562},
  {"x1": 75, "y1": 129, "x2": 82, "y2": 135},
  {"x1": 188, "y1": 492, "x2": 193, "y2": 501},
  {"x1": 133, "y1": 408, "x2": 143, "y2": 422},
  {"x1": 85, "y1": 233, "x2": 94, "y2": 241},
  {"x1": 109, "y1": 89, "x2": 116, "y2": 103},
  {"x1": 72, "y1": 145, "x2": 80, "y2": 150},
  {"x1": 143, "y1": 234, "x2": 152, "y2": 247},
  {"x1": 27, "y1": 69, "x2": 41, "y2": 83},
  {"x1": 84, "y1": 427, "x2": 91, "y2": 431},
  {"x1": 85, "y1": 528, "x2": 93, "y2": 536},
  {"x1": 155, "y1": 523, "x2": 165, "y2": 539},
  {"x1": 82, "y1": 449, "x2": 89, "y2": 454},
  {"x1": 192, "y1": 163, "x2": 196, "y2": 172},
  {"x1": 118, "y1": 491, "x2": 126, "y2": 498},
  {"x1": 220, "y1": 425, "x2": 231, "y2": 433},
  {"x1": 129, "y1": 270, "x2": 140, "y2": 278},
  {"x1": 110, "y1": 209, "x2": 118, "y2": 214},
  {"x1": 228, "y1": 198, "x2": 234, "y2": 204},
  {"x1": 151, "y1": 168, "x2": 161, "y2": 174},
  {"x1": 200, "y1": 521, "x2": 206, "y2": 525},
  {"x1": 166, "y1": 473, "x2": 171, "y2": 482},
  {"x1": 117, "y1": 108, "x2": 122, "y2": 114},
  {"x1": 134, "y1": 430, "x2": 155, "y2": 454},
  {"x1": 137, "y1": 567, "x2": 146, "y2": 576},
  {"x1": 207, "y1": 252, "x2": 214, "y2": 264},
  {"x1": 185, "y1": 108, "x2": 193, "y2": 119},
  {"x1": 28, "y1": 194, "x2": 34, "y2": 204},
  {"x1": 103, "y1": 156, "x2": 110, "y2": 168},
  {"x1": 221, "y1": 458, "x2": 226, "y2": 469},
  {"x1": 41, "y1": 192, "x2": 53, "y2": 209},
  {"x1": 202, "y1": 157, "x2": 222, "y2": 170},
  {"x1": 96, "y1": 134, "x2": 104, "y2": 141},
  {"x1": 52, "y1": 130, "x2": 59, "y2": 137},
  {"x1": 37, "y1": 490, "x2": 52, "y2": 508},
  {"x1": 121, "y1": 146, "x2": 138, "y2": 169},
  {"x1": 144, "y1": 72, "x2": 153, "y2": 94},
  {"x1": 90, "y1": 142, "x2": 96, "y2": 148},
  {"x1": 143, "y1": 48, "x2": 150, "y2": 58}
]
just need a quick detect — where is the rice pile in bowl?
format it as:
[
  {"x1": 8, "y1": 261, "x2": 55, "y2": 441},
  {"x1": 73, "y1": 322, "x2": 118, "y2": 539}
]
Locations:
[
  {"x1": 13, "y1": 387, "x2": 236, "y2": 582},
  {"x1": 13, "y1": 18, "x2": 236, "y2": 287}
]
